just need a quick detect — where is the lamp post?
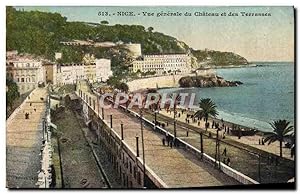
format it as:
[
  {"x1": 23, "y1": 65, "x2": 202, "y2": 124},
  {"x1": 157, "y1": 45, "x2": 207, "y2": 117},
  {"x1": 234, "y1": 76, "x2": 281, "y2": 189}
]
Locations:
[
  {"x1": 154, "y1": 110, "x2": 158, "y2": 125},
  {"x1": 102, "y1": 107, "x2": 104, "y2": 119},
  {"x1": 121, "y1": 123, "x2": 124, "y2": 140},
  {"x1": 110, "y1": 114, "x2": 113, "y2": 128},
  {"x1": 200, "y1": 132, "x2": 203, "y2": 159},
  {"x1": 136, "y1": 136, "x2": 139, "y2": 157},
  {"x1": 140, "y1": 109, "x2": 146, "y2": 188},
  {"x1": 215, "y1": 128, "x2": 220, "y2": 168},
  {"x1": 258, "y1": 154, "x2": 261, "y2": 182}
]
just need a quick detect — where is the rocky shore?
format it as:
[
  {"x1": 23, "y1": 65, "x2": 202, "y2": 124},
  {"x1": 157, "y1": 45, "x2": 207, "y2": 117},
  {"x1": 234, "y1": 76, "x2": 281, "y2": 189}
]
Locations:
[{"x1": 178, "y1": 75, "x2": 243, "y2": 88}]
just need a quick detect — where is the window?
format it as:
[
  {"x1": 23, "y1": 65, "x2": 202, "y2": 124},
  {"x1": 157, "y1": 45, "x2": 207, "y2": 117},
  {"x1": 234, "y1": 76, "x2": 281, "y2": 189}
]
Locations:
[{"x1": 21, "y1": 78, "x2": 24, "y2": 82}]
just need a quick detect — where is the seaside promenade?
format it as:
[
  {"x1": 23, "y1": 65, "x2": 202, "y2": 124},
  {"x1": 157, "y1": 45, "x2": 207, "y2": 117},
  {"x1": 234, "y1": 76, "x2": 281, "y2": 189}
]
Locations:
[
  {"x1": 139, "y1": 108, "x2": 294, "y2": 183},
  {"x1": 159, "y1": 110, "x2": 293, "y2": 160},
  {"x1": 100, "y1": 102, "x2": 239, "y2": 187},
  {"x1": 77, "y1": 81, "x2": 239, "y2": 188},
  {"x1": 6, "y1": 87, "x2": 48, "y2": 188}
]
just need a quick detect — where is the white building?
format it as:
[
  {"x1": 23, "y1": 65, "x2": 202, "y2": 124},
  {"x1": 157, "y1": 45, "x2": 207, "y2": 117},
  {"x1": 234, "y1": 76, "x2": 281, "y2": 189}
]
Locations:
[
  {"x1": 123, "y1": 43, "x2": 142, "y2": 58},
  {"x1": 131, "y1": 54, "x2": 192, "y2": 75},
  {"x1": 56, "y1": 59, "x2": 112, "y2": 85},
  {"x1": 6, "y1": 54, "x2": 45, "y2": 94},
  {"x1": 95, "y1": 59, "x2": 113, "y2": 82}
]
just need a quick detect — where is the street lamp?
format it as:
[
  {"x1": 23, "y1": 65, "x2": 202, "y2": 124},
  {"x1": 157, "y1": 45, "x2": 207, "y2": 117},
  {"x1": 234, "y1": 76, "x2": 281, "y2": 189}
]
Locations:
[
  {"x1": 200, "y1": 132, "x2": 203, "y2": 159},
  {"x1": 215, "y1": 128, "x2": 221, "y2": 169},
  {"x1": 154, "y1": 110, "x2": 158, "y2": 125},
  {"x1": 140, "y1": 109, "x2": 146, "y2": 188}
]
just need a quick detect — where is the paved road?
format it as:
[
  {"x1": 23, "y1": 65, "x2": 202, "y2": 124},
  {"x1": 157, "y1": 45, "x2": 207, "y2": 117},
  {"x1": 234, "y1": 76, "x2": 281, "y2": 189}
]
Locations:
[{"x1": 6, "y1": 88, "x2": 48, "y2": 188}]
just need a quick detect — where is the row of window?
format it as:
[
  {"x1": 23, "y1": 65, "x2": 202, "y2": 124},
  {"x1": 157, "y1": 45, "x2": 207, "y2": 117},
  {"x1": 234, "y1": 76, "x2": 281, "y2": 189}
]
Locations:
[{"x1": 16, "y1": 76, "x2": 36, "y2": 83}]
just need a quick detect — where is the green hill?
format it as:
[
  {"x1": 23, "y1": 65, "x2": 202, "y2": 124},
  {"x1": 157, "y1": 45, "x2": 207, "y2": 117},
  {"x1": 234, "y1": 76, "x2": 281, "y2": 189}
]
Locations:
[{"x1": 6, "y1": 7, "x2": 248, "y2": 73}]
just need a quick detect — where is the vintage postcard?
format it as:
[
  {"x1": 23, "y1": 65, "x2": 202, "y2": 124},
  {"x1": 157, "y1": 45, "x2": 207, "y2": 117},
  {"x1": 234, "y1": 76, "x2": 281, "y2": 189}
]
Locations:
[{"x1": 6, "y1": 6, "x2": 295, "y2": 189}]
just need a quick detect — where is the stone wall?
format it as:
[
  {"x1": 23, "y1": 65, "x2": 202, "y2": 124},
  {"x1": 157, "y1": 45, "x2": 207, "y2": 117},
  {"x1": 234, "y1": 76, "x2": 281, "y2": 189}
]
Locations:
[{"x1": 127, "y1": 74, "x2": 193, "y2": 91}]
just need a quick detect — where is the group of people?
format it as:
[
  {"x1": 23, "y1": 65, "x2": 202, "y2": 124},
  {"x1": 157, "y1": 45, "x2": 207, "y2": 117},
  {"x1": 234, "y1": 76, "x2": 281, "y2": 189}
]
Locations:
[
  {"x1": 24, "y1": 102, "x2": 37, "y2": 119},
  {"x1": 162, "y1": 133, "x2": 176, "y2": 148}
]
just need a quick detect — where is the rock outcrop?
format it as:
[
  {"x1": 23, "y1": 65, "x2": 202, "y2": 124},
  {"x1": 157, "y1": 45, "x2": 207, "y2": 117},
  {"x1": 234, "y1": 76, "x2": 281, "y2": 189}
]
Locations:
[{"x1": 178, "y1": 75, "x2": 243, "y2": 88}]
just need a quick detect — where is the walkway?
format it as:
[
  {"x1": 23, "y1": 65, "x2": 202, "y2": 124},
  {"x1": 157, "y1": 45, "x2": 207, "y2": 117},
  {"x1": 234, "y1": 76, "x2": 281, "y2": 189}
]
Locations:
[
  {"x1": 6, "y1": 88, "x2": 48, "y2": 188},
  {"x1": 95, "y1": 101, "x2": 239, "y2": 187}
]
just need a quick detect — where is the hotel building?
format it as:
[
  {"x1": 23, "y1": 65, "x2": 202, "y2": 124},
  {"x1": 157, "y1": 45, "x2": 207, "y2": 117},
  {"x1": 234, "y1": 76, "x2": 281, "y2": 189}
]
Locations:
[{"x1": 131, "y1": 54, "x2": 192, "y2": 75}]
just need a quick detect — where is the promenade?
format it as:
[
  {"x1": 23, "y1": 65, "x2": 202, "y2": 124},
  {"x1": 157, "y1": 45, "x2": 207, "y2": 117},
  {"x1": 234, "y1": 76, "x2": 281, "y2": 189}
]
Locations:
[
  {"x1": 101, "y1": 103, "x2": 239, "y2": 187},
  {"x1": 141, "y1": 109, "x2": 294, "y2": 183},
  {"x1": 6, "y1": 88, "x2": 48, "y2": 188},
  {"x1": 159, "y1": 109, "x2": 293, "y2": 160}
]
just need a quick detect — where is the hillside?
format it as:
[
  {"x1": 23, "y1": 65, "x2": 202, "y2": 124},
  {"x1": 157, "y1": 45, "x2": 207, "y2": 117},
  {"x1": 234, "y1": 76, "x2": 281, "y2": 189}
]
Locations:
[{"x1": 6, "y1": 7, "x2": 248, "y2": 72}]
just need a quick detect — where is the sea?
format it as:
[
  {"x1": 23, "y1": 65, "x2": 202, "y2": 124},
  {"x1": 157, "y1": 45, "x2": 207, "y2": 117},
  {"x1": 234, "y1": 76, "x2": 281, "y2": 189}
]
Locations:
[{"x1": 159, "y1": 62, "x2": 295, "y2": 132}]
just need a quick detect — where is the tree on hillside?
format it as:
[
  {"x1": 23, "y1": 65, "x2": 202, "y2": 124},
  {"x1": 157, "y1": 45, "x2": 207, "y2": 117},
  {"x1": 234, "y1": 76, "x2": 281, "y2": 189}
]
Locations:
[
  {"x1": 6, "y1": 78, "x2": 20, "y2": 111},
  {"x1": 116, "y1": 82, "x2": 129, "y2": 93},
  {"x1": 100, "y1": 20, "x2": 109, "y2": 25},
  {"x1": 264, "y1": 120, "x2": 294, "y2": 157},
  {"x1": 148, "y1": 26, "x2": 154, "y2": 32}
]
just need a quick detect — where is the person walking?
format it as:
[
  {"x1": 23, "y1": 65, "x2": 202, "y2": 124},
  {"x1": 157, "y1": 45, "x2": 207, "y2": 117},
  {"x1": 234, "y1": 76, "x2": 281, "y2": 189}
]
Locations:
[
  {"x1": 166, "y1": 134, "x2": 170, "y2": 146},
  {"x1": 162, "y1": 138, "x2": 166, "y2": 146},
  {"x1": 227, "y1": 158, "x2": 231, "y2": 166},
  {"x1": 222, "y1": 147, "x2": 227, "y2": 156}
]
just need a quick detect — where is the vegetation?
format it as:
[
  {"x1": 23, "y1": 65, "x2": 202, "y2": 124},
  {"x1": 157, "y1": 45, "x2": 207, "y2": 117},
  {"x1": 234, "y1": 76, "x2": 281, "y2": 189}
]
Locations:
[
  {"x1": 6, "y1": 78, "x2": 20, "y2": 111},
  {"x1": 6, "y1": 7, "x2": 249, "y2": 80},
  {"x1": 264, "y1": 120, "x2": 294, "y2": 157},
  {"x1": 107, "y1": 76, "x2": 129, "y2": 93},
  {"x1": 194, "y1": 98, "x2": 218, "y2": 131},
  {"x1": 191, "y1": 49, "x2": 248, "y2": 67}
]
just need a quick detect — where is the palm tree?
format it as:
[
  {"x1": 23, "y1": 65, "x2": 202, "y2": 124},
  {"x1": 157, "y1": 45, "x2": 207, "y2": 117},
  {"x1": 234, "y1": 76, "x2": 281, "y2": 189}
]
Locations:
[
  {"x1": 263, "y1": 120, "x2": 294, "y2": 157},
  {"x1": 194, "y1": 98, "x2": 218, "y2": 131}
]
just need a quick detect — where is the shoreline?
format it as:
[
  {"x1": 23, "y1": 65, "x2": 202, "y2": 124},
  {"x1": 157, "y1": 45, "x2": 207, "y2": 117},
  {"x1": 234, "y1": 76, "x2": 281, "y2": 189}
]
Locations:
[{"x1": 158, "y1": 109, "x2": 294, "y2": 160}]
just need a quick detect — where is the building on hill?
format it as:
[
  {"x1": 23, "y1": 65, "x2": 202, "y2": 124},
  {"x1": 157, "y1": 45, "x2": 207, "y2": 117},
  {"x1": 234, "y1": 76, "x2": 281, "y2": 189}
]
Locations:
[
  {"x1": 6, "y1": 52, "x2": 46, "y2": 94},
  {"x1": 56, "y1": 59, "x2": 112, "y2": 85},
  {"x1": 130, "y1": 54, "x2": 192, "y2": 76}
]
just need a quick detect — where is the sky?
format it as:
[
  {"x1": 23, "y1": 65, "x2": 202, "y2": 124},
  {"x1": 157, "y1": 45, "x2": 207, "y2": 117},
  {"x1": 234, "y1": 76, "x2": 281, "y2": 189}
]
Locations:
[{"x1": 16, "y1": 6, "x2": 294, "y2": 62}]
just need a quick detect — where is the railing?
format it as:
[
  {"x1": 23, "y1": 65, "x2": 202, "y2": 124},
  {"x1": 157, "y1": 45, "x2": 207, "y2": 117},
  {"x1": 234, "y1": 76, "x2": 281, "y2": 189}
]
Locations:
[
  {"x1": 75, "y1": 90, "x2": 168, "y2": 188},
  {"x1": 79, "y1": 88, "x2": 258, "y2": 185},
  {"x1": 116, "y1": 103, "x2": 258, "y2": 184}
]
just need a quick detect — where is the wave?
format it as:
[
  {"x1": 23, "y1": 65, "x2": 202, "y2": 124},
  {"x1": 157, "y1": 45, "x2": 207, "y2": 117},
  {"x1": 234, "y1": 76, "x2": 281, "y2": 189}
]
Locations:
[{"x1": 217, "y1": 109, "x2": 273, "y2": 132}]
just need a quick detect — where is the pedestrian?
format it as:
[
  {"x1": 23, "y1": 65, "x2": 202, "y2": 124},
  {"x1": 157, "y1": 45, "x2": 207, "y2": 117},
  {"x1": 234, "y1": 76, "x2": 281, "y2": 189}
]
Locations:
[
  {"x1": 30, "y1": 103, "x2": 32, "y2": 106},
  {"x1": 259, "y1": 139, "x2": 261, "y2": 145},
  {"x1": 166, "y1": 122, "x2": 169, "y2": 126},
  {"x1": 227, "y1": 158, "x2": 231, "y2": 166},
  {"x1": 222, "y1": 147, "x2": 227, "y2": 156},
  {"x1": 186, "y1": 130, "x2": 189, "y2": 137},
  {"x1": 170, "y1": 139, "x2": 173, "y2": 148},
  {"x1": 166, "y1": 134, "x2": 170, "y2": 146},
  {"x1": 162, "y1": 138, "x2": 166, "y2": 146},
  {"x1": 198, "y1": 121, "x2": 200, "y2": 126},
  {"x1": 262, "y1": 138, "x2": 265, "y2": 145},
  {"x1": 34, "y1": 108, "x2": 36, "y2": 112}
]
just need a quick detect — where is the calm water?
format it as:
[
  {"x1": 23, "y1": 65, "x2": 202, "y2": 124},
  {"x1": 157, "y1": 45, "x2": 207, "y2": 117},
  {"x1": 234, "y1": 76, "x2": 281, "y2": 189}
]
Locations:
[{"x1": 159, "y1": 63, "x2": 295, "y2": 132}]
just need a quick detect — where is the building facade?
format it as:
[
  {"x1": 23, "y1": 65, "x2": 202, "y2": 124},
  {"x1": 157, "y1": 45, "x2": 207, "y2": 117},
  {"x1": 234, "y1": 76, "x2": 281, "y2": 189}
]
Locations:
[
  {"x1": 131, "y1": 54, "x2": 192, "y2": 75},
  {"x1": 6, "y1": 54, "x2": 45, "y2": 94},
  {"x1": 56, "y1": 59, "x2": 112, "y2": 85}
]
